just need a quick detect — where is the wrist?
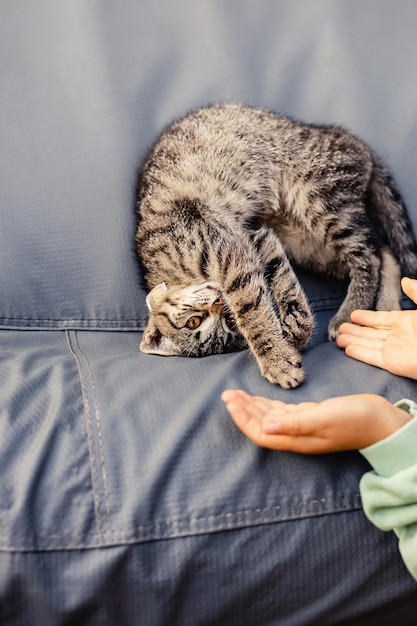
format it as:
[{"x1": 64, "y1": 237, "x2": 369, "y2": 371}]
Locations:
[{"x1": 371, "y1": 397, "x2": 412, "y2": 443}]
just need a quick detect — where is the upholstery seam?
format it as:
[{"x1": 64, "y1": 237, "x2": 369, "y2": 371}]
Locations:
[
  {"x1": 66, "y1": 330, "x2": 105, "y2": 541},
  {"x1": 73, "y1": 331, "x2": 113, "y2": 531},
  {"x1": 0, "y1": 494, "x2": 362, "y2": 545},
  {"x1": 0, "y1": 317, "x2": 146, "y2": 323}
]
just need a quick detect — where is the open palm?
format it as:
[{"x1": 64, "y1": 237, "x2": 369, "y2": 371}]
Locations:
[{"x1": 336, "y1": 277, "x2": 417, "y2": 380}]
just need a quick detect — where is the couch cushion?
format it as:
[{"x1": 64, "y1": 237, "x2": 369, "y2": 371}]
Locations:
[
  {"x1": 1, "y1": 0, "x2": 417, "y2": 331},
  {"x1": 1, "y1": 328, "x2": 417, "y2": 623}
]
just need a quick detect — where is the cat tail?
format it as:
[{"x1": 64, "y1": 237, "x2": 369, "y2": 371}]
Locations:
[{"x1": 368, "y1": 157, "x2": 417, "y2": 278}]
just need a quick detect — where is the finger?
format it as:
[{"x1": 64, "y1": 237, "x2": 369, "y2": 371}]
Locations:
[
  {"x1": 263, "y1": 402, "x2": 325, "y2": 436},
  {"x1": 337, "y1": 333, "x2": 385, "y2": 351},
  {"x1": 225, "y1": 400, "x2": 283, "y2": 447},
  {"x1": 344, "y1": 343, "x2": 385, "y2": 369},
  {"x1": 221, "y1": 389, "x2": 241, "y2": 403},
  {"x1": 401, "y1": 277, "x2": 417, "y2": 306},
  {"x1": 250, "y1": 395, "x2": 289, "y2": 412},
  {"x1": 349, "y1": 309, "x2": 396, "y2": 329},
  {"x1": 337, "y1": 321, "x2": 360, "y2": 335},
  {"x1": 221, "y1": 390, "x2": 256, "y2": 417},
  {"x1": 222, "y1": 389, "x2": 291, "y2": 416},
  {"x1": 261, "y1": 411, "x2": 333, "y2": 454},
  {"x1": 223, "y1": 397, "x2": 264, "y2": 435},
  {"x1": 337, "y1": 322, "x2": 389, "y2": 342},
  {"x1": 222, "y1": 390, "x2": 285, "y2": 416},
  {"x1": 222, "y1": 389, "x2": 264, "y2": 412},
  {"x1": 238, "y1": 411, "x2": 325, "y2": 453},
  {"x1": 338, "y1": 321, "x2": 383, "y2": 336}
]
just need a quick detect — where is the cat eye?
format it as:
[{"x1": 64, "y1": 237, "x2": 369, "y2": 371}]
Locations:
[{"x1": 185, "y1": 316, "x2": 203, "y2": 330}]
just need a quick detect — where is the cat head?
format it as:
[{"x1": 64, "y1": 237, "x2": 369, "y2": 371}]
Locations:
[{"x1": 140, "y1": 282, "x2": 246, "y2": 357}]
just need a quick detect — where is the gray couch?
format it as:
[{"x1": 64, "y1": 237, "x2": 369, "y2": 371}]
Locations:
[{"x1": 1, "y1": 1, "x2": 417, "y2": 624}]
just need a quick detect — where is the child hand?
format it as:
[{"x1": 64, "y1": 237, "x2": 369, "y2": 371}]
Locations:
[
  {"x1": 221, "y1": 389, "x2": 411, "y2": 453},
  {"x1": 337, "y1": 277, "x2": 417, "y2": 380}
]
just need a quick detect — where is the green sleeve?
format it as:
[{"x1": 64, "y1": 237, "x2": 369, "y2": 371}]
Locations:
[{"x1": 359, "y1": 399, "x2": 417, "y2": 581}]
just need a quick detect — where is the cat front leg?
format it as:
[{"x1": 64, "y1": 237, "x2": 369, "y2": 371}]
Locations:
[
  {"x1": 218, "y1": 236, "x2": 305, "y2": 388},
  {"x1": 250, "y1": 227, "x2": 314, "y2": 348}
]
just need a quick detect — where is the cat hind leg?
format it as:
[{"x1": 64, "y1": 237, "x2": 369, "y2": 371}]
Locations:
[
  {"x1": 375, "y1": 247, "x2": 402, "y2": 310},
  {"x1": 328, "y1": 241, "x2": 381, "y2": 340}
]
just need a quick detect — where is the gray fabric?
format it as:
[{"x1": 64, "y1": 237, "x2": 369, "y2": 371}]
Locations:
[
  {"x1": 1, "y1": 1, "x2": 417, "y2": 624},
  {"x1": 1, "y1": 328, "x2": 417, "y2": 624},
  {"x1": 2, "y1": 328, "x2": 417, "y2": 552}
]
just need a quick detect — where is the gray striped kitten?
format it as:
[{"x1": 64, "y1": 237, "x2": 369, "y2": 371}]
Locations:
[{"x1": 136, "y1": 103, "x2": 417, "y2": 388}]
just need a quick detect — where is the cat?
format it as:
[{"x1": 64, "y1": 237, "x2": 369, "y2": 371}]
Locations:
[{"x1": 136, "y1": 103, "x2": 417, "y2": 388}]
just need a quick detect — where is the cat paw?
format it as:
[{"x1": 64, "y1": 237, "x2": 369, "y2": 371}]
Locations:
[
  {"x1": 327, "y1": 312, "x2": 347, "y2": 341},
  {"x1": 258, "y1": 346, "x2": 305, "y2": 388}
]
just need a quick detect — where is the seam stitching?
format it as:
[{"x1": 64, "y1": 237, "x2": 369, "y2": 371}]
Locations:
[
  {"x1": 66, "y1": 330, "x2": 104, "y2": 540},
  {"x1": 0, "y1": 494, "x2": 362, "y2": 545},
  {"x1": 74, "y1": 332, "x2": 113, "y2": 530}
]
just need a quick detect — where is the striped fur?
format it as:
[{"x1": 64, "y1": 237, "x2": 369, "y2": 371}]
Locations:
[{"x1": 136, "y1": 103, "x2": 417, "y2": 388}]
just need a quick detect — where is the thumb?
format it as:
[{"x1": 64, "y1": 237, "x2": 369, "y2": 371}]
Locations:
[
  {"x1": 263, "y1": 403, "x2": 318, "y2": 436},
  {"x1": 401, "y1": 277, "x2": 417, "y2": 306}
]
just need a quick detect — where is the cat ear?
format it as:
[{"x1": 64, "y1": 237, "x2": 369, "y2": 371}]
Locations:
[
  {"x1": 140, "y1": 319, "x2": 180, "y2": 356},
  {"x1": 145, "y1": 282, "x2": 168, "y2": 311}
]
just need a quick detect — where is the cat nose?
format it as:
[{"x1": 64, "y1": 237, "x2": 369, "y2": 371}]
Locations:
[{"x1": 213, "y1": 296, "x2": 224, "y2": 306}]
